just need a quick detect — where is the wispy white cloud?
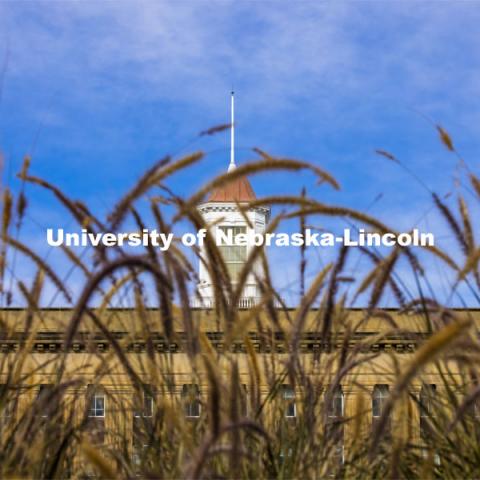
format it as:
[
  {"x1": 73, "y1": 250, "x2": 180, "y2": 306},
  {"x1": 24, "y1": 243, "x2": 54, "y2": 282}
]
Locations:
[{"x1": 2, "y1": 1, "x2": 478, "y2": 115}]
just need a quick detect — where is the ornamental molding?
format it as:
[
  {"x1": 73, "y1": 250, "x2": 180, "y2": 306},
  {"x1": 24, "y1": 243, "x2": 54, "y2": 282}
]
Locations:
[
  {"x1": 0, "y1": 331, "x2": 424, "y2": 354},
  {"x1": 197, "y1": 203, "x2": 270, "y2": 216}
]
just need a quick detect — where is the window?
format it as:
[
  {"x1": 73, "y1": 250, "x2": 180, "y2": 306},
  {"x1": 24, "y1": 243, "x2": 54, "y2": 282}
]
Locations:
[
  {"x1": 241, "y1": 384, "x2": 248, "y2": 417},
  {"x1": 474, "y1": 396, "x2": 480, "y2": 419},
  {"x1": 372, "y1": 385, "x2": 389, "y2": 418},
  {"x1": 279, "y1": 447, "x2": 293, "y2": 464},
  {"x1": 420, "y1": 384, "x2": 436, "y2": 440},
  {"x1": 37, "y1": 384, "x2": 56, "y2": 418},
  {"x1": 420, "y1": 384, "x2": 436, "y2": 418},
  {"x1": 182, "y1": 384, "x2": 201, "y2": 418},
  {"x1": 327, "y1": 386, "x2": 344, "y2": 419},
  {"x1": 372, "y1": 384, "x2": 390, "y2": 435},
  {"x1": 134, "y1": 388, "x2": 154, "y2": 418},
  {"x1": 0, "y1": 397, "x2": 14, "y2": 418},
  {"x1": 218, "y1": 226, "x2": 247, "y2": 282},
  {"x1": 0, "y1": 385, "x2": 16, "y2": 434},
  {"x1": 467, "y1": 388, "x2": 480, "y2": 438},
  {"x1": 235, "y1": 384, "x2": 248, "y2": 417},
  {"x1": 419, "y1": 384, "x2": 440, "y2": 464},
  {"x1": 89, "y1": 393, "x2": 105, "y2": 418},
  {"x1": 281, "y1": 385, "x2": 296, "y2": 418},
  {"x1": 325, "y1": 386, "x2": 344, "y2": 467},
  {"x1": 86, "y1": 386, "x2": 106, "y2": 444},
  {"x1": 133, "y1": 386, "x2": 155, "y2": 465}
]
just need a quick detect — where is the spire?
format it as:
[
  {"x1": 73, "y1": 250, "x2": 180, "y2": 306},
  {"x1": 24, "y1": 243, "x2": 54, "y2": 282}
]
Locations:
[
  {"x1": 228, "y1": 91, "x2": 236, "y2": 172},
  {"x1": 206, "y1": 90, "x2": 257, "y2": 203}
]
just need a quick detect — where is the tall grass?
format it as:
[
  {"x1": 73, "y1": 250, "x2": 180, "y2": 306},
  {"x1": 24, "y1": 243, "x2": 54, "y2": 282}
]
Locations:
[{"x1": 0, "y1": 125, "x2": 478, "y2": 479}]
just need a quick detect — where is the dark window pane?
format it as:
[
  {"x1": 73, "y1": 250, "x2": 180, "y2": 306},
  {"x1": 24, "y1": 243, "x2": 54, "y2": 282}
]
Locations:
[
  {"x1": 420, "y1": 384, "x2": 436, "y2": 418},
  {"x1": 37, "y1": 384, "x2": 61, "y2": 419},
  {"x1": 182, "y1": 384, "x2": 201, "y2": 418},
  {"x1": 327, "y1": 386, "x2": 344, "y2": 418},
  {"x1": 372, "y1": 384, "x2": 389, "y2": 418},
  {"x1": 420, "y1": 384, "x2": 436, "y2": 441},
  {"x1": 0, "y1": 385, "x2": 16, "y2": 435},
  {"x1": 134, "y1": 386, "x2": 154, "y2": 418},
  {"x1": 281, "y1": 385, "x2": 296, "y2": 418}
]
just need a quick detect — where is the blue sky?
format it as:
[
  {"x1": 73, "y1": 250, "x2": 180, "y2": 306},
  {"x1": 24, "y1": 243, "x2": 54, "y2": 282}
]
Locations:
[{"x1": 0, "y1": 1, "x2": 479, "y2": 307}]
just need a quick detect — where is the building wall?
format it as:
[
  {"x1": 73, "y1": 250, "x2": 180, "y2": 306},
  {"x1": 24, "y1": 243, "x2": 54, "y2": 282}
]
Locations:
[{"x1": 0, "y1": 307, "x2": 477, "y2": 476}]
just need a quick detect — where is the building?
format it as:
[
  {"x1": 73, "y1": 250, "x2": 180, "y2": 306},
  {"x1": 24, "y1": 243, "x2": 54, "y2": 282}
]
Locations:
[{"x1": 0, "y1": 95, "x2": 477, "y2": 478}]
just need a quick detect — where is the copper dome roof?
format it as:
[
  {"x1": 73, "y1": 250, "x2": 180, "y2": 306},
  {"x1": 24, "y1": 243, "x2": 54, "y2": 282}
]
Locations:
[{"x1": 208, "y1": 175, "x2": 256, "y2": 202}]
